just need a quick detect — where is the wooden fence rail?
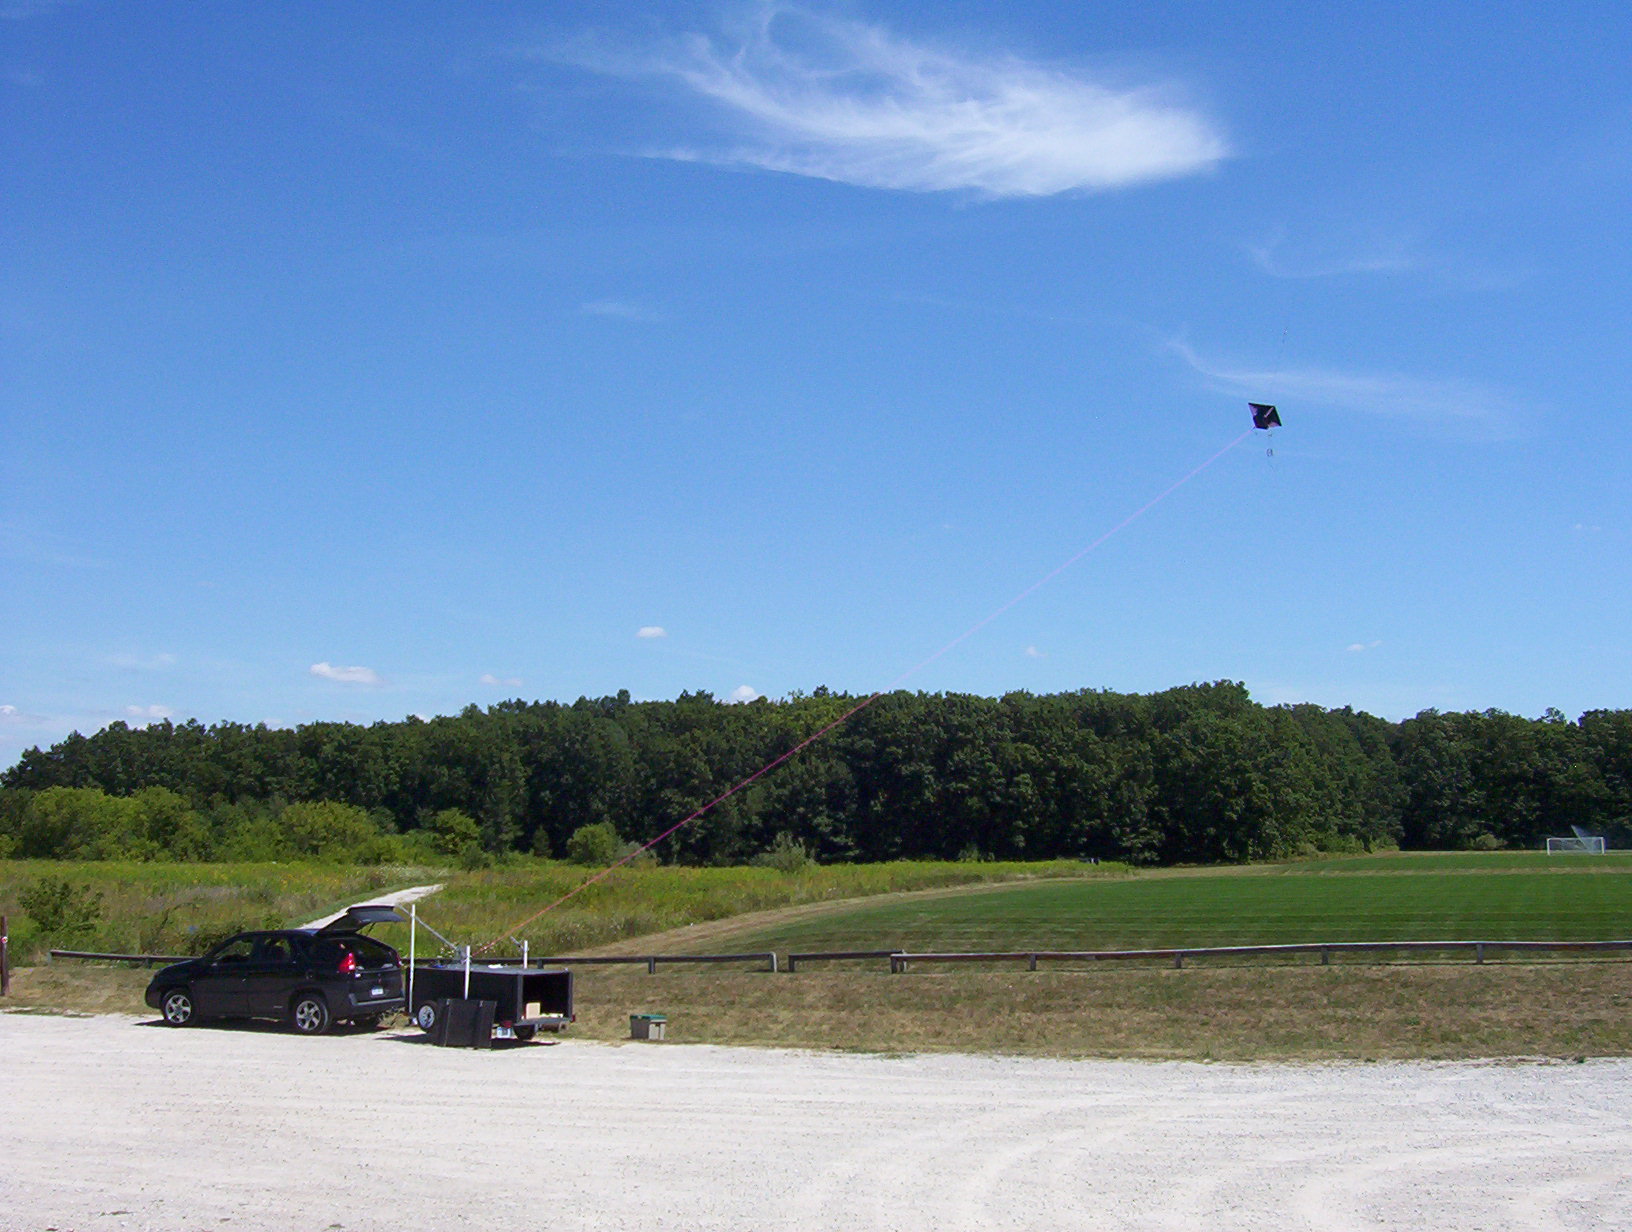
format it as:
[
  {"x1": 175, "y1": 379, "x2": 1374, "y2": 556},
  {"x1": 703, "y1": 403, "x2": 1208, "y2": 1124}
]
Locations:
[{"x1": 886, "y1": 938, "x2": 1632, "y2": 972}]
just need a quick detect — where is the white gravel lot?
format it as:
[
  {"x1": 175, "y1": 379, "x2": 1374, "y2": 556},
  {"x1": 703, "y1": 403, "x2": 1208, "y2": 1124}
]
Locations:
[{"x1": 2, "y1": 1012, "x2": 1628, "y2": 1232}]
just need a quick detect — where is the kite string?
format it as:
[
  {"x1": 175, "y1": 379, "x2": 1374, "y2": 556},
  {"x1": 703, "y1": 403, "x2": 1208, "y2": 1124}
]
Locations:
[{"x1": 483, "y1": 427, "x2": 1255, "y2": 949}]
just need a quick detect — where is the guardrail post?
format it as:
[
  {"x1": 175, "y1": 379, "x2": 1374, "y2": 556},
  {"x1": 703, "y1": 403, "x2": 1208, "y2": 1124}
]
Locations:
[
  {"x1": 787, "y1": 955, "x2": 798, "y2": 973},
  {"x1": 1475, "y1": 943, "x2": 1485, "y2": 965},
  {"x1": 768, "y1": 953, "x2": 778, "y2": 973},
  {"x1": 1027, "y1": 954, "x2": 1037, "y2": 972},
  {"x1": 647, "y1": 956, "x2": 657, "y2": 975},
  {"x1": 1321, "y1": 946, "x2": 1330, "y2": 966},
  {"x1": 1173, "y1": 952, "x2": 1184, "y2": 969},
  {"x1": 890, "y1": 955, "x2": 903, "y2": 974}
]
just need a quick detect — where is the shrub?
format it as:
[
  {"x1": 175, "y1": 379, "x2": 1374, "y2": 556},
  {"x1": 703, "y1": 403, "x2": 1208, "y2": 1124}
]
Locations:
[
  {"x1": 752, "y1": 832, "x2": 814, "y2": 873},
  {"x1": 425, "y1": 808, "x2": 482, "y2": 859},
  {"x1": 279, "y1": 801, "x2": 380, "y2": 860},
  {"x1": 18, "y1": 876, "x2": 104, "y2": 942},
  {"x1": 565, "y1": 821, "x2": 623, "y2": 866}
]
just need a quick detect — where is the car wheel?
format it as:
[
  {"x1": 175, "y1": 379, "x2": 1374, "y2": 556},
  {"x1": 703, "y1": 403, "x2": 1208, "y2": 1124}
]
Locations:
[
  {"x1": 415, "y1": 1002, "x2": 438, "y2": 1034},
  {"x1": 291, "y1": 994, "x2": 332, "y2": 1036},
  {"x1": 161, "y1": 988, "x2": 196, "y2": 1027}
]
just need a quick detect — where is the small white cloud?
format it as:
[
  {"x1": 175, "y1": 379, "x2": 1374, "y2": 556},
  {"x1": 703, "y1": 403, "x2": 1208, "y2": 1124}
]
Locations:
[
  {"x1": 0, "y1": 704, "x2": 18, "y2": 716},
  {"x1": 729, "y1": 685, "x2": 761, "y2": 703},
  {"x1": 1247, "y1": 229, "x2": 1418, "y2": 280},
  {"x1": 480, "y1": 673, "x2": 524, "y2": 687},
  {"x1": 570, "y1": 12, "x2": 1226, "y2": 198},
  {"x1": 637, "y1": 626, "x2": 668, "y2": 639},
  {"x1": 1345, "y1": 641, "x2": 1382, "y2": 653},
  {"x1": 123, "y1": 704, "x2": 174, "y2": 723},
  {"x1": 309, "y1": 661, "x2": 383, "y2": 686},
  {"x1": 1572, "y1": 522, "x2": 1603, "y2": 534},
  {"x1": 1024, "y1": 645, "x2": 1046, "y2": 658}
]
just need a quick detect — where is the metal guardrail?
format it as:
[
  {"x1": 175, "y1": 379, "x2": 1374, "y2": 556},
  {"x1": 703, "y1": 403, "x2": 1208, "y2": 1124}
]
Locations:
[
  {"x1": 786, "y1": 949, "x2": 901, "y2": 972},
  {"x1": 50, "y1": 940, "x2": 1632, "y2": 976},
  {"x1": 464, "y1": 952, "x2": 781, "y2": 974},
  {"x1": 884, "y1": 939, "x2": 1632, "y2": 972},
  {"x1": 49, "y1": 949, "x2": 190, "y2": 965}
]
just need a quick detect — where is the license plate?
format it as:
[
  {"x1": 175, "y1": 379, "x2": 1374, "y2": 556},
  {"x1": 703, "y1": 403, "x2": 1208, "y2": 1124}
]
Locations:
[{"x1": 370, "y1": 987, "x2": 385, "y2": 998}]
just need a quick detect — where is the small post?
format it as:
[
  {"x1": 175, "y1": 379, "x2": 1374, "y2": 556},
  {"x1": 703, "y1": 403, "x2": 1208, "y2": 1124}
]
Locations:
[
  {"x1": 788, "y1": 955, "x2": 798, "y2": 973},
  {"x1": 1027, "y1": 953, "x2": 1037, "y2": 972},
  {"x1": 407, "y1": 905, "x2": 417, "y2": 1020},
  {"x1": 1173, "y1": 951, "x2": 1184, "y2": 969},
  {"x1": 1475, "y1": 943, "x2": 1485, "y2": 965},
  {"x1": 463, "y1": 946, "x2": 471, "y2": 999},
  {"x1": 768, "y1": 952, "x2": 778, "y2": 974},
  {"x1": 522, "y1": 940, "x2": 529, "y2": 969},
  {"x1": 890, "y1": 955, "x2": 903, "y2": 974},
  {"x1": 647, "y1": 956, "x2": 657, "y2": 975},
  {"x1": 1, "y1": 914, "x2": 10, "y2": 998},
  {"x1": 1321, "y1": 946, "x2": 1330, "y2": 966}
]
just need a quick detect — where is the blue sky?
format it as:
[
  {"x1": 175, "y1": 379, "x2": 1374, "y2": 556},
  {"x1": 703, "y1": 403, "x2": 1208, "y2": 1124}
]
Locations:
[{"x1": 4, "y1": 1, "x2": 1630, "y2": 767}]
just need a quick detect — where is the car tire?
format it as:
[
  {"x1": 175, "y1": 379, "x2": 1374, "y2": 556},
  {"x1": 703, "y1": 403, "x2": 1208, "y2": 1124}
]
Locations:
[
  {"x1": 291, "y1": 993, "x2": 332, "y2": 1036},
  {"x1": 161, "y1": 988, "x2": 196, "y2": 1027},
  {"x1": 415, "y1": 1002, "x2": 438, "y2": 1034}
]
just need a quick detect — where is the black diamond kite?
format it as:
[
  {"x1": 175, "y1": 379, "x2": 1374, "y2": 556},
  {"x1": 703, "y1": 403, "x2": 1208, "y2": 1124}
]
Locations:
[{"x1": 1249, "y1": 402, "x2": 1282, "y2": 430}]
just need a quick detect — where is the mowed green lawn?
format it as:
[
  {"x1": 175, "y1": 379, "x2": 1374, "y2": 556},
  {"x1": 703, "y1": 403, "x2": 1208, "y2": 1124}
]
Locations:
[{"x1": 713, "y1": 851, "x2": 1632, "y2": 955}]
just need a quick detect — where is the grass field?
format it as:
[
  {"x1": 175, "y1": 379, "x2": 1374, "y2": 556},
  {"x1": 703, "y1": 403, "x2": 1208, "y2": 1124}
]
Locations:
[{"x1": 684, "y1": 851, "x2": 1632, "y2": 957}]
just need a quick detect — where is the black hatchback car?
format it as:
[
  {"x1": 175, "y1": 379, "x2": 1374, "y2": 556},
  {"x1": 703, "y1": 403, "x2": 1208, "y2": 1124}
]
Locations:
[{"x1": 144, "y1": 905, "x2": 406, "y2": 1035}]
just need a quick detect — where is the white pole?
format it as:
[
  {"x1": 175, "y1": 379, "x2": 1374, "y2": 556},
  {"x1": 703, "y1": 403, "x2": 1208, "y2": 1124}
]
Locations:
[
  {"x1": 522, "y1": 940, "x2": 529, "y2": 969},
  {"x1": 408, "y1": 904, "x2": 417, "y2": 1022},
  {"x1": 463, "y1": 945, "x2": 471, "y2": 999}
]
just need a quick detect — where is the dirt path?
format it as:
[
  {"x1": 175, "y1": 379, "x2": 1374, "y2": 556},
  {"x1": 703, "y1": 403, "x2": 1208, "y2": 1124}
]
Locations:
[{"x1": 2, "y1": 1013, "x2": 1627, "y2": 1230}]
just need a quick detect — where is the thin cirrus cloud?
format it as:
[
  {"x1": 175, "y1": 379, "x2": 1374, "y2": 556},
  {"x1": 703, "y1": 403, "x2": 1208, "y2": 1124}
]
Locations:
[
  {"x1": 1168, "y1": 340, "x2": 1522, "y2": 440},
  {"x1": 565, "y1": 10, "x2": 1227, "y2": 198},
  {"x1": 480, "y1": 673, "x2": 524, "y2": 688},
  {"x1": 636, "y1": 626, "x2": 668, "y2": 639},
  {"x1": 309, "y1": 661, "x2": 383, "y2": 686}
]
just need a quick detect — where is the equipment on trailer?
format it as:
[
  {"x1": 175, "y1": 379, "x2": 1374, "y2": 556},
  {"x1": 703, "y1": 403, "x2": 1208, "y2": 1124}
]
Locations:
[{"x1": 409, "y1": 961, "x2": 573, "y2": 1042}]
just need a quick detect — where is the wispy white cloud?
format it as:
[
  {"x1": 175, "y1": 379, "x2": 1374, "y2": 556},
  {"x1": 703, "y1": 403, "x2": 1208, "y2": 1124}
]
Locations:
[
  {"x1": 580, "y1": 298, "x2": 663, "y2": 322},
  {"x1": 123, "y1": 704, "x2": 174, "y2": 723},
  {"x1": 1345, "y1": 641, "x2": 1382, "y2": 654},
  {"x1": 309, "y1": 661, "x2": 384, "y2": 686},
  {"x1": 1169, "y1": 339, "x2": 1523, "y2": 439},
  {"x1": 729, "y1": 684, "x2": 762, "y2": 703},
  {"x1": 1024, "y1": 645, "x2": 1046, "y2": 658},
  {"x1": 566, "y1": 9, "x2": 1226, "y2": 198},
  {"x1": 108, "y1": 652, "x2": 178, "y2": 671},
  {"x1": 636, "y1": 626, "x2": 668, "y2": 639},
  {"x1": 1247, "y1": 231, "x2": 1418, "y2": 280},
  {"x1": 480, "y1": 673, "x2": 524, "y2": 687}
]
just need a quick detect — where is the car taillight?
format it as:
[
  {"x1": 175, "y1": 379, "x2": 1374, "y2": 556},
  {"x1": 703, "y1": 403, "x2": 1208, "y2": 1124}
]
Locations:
[{"x1": 338, "y1": 951, "x2": 357, "y2": 974}]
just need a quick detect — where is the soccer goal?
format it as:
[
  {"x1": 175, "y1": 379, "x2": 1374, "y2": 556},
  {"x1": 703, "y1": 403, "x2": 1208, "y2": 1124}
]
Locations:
[{"x1": 1546, "y1": 836, "x2": 1606, "y2": 854}]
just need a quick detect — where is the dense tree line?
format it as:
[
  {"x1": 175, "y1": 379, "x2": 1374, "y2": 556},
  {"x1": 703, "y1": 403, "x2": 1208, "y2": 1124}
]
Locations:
[{"x1": 3, "y1": 683, "x2": 1629, "y2": 865}]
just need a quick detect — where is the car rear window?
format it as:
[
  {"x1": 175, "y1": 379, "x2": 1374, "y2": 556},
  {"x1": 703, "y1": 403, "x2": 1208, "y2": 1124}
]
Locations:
[{"x1": 311, "y1": 935, "x2": 397, "y2": 967}]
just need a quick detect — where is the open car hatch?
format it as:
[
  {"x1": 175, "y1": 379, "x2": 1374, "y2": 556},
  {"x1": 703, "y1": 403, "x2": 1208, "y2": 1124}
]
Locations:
[{"x1": 317, "y1": 904, "x2": 406, "y2": 933}]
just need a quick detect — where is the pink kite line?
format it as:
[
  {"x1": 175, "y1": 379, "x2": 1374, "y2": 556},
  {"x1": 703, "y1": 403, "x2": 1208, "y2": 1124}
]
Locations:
[{"x1": 485, "y1": 427, "x2": 1254, "y2": 947}]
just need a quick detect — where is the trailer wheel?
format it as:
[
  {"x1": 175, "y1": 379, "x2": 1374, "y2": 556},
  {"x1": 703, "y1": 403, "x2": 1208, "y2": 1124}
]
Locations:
[
  {"x1": 415, "y1": 1002, "x2": 438, "y2": 1034},
  {"x1": 513, "y1": 1026, "x2": 537, "y2": 1042}
]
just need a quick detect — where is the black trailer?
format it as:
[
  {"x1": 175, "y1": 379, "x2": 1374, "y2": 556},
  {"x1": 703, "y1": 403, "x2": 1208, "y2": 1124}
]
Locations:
[{"x1": 409, "y1": 962, "x2": 573, "y2": 1041}]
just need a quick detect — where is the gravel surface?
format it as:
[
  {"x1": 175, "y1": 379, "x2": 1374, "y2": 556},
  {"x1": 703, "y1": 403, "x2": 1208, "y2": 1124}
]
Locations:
[{"x1": 3, "y1": 1012, "x2": 1628, "y2": 1231}]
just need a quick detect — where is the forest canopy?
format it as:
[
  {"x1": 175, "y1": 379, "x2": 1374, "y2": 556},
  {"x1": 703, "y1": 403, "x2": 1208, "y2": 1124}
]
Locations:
[{"x1": 4, "y1": 684, "x2": 1629, "y2": 866}]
